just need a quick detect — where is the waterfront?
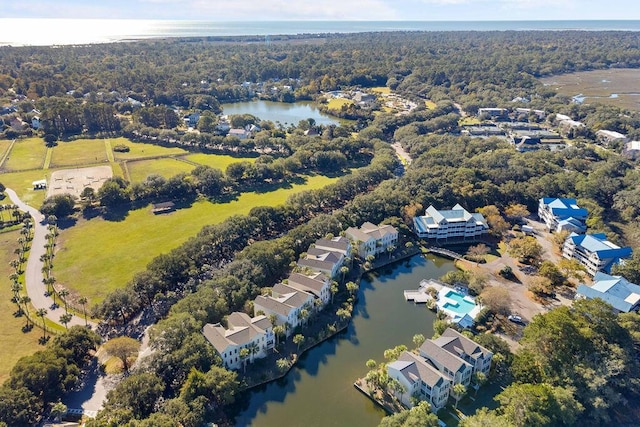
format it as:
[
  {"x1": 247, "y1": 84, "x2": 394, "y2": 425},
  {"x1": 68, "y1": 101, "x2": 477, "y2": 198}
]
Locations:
[
  {"x1": 232, "y1": 253, "x2": 455, "y2": 427},
  {"x1": 221, "y1": 100, "x2": 343, "y2": 127}
]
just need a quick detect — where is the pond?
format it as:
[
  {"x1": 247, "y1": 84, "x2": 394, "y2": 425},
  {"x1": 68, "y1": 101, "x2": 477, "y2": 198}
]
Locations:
[
  {"x1": 221, "y1": 100, "x2": 345, "y2": 127},
  {"x1": 232, "y1": 254, "x2": 456, "y2": 427}
]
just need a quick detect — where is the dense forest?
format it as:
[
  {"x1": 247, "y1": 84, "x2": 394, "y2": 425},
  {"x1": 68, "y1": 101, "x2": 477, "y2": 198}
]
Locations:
[{"x1": 2, "y1": 30, "x2": 640, "y2": 426}]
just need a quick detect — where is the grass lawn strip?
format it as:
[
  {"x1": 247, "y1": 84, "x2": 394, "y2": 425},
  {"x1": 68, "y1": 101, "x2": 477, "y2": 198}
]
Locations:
[
  {"x1": 184, "y1": 153, "x2": 256, "y2": 171},
  {"x1": 0, "y1": 139, "x2": 15, "y2": 169},
  {"x1": 50, "y1": 139, "x2": 109, "y2": 168},
  {"x1": 327, "y1": 98, "x2": 354, "y2": 111},
  {"x1": 0, "y1": 170, "x2": 51, "y2": 207},
  {"x1": 127, "y1": 157, "x2": 195, "y2": 182},
  {"x1": 3, "y1": 138, "x2": 47, "y2": 171},
  {"x1": 55, "y1": 174, "x2": 340, "y2": 303},
  {"x1": 0, "y1": 230, "x2": 43, "y2": 384},
  {"x1": 110, "y1": 137, "x2": 187, "y2": 161},
  {"x1": 43, "y1": 147, "x2": 53, "y2": 169},
  {"x1": 105, "y1": 139, "x2": 115, "y2": 163}
]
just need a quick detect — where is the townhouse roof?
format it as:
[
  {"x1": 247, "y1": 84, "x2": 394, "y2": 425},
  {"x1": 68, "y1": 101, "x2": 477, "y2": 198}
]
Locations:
[
  {"x1": 436, "y1": 328, "x2": 493, "y2": 362},
  {"x1": 568, "y1": 233, "x2": 632, "y2": 259},
  {"x1": 202, "y1": 312, "x2": 271, "y2": 354},
  {"x1": 540, "y1": 198, "x2": 588, "y2": 219},
  {"x1": 306, "y1": 247, "x2": 343, "y2": 263},
  {"x1": 314, "y1": 236, "x2": 351, "y2": 255},
  {"x1": 272, "y1": 283, "x2": 314, "y2": 308},
  {"x1": 254, "y1": 295, "x2": 295, "y2": 318},
  {"x1": 389, "y1": 351, "x2": 450, "y2": 387},
  {"x1": 297, "y1": 258, "x2": 338, "y2": 274},
  {"x1": 420, "y1": 339, "x2": 472, "y2": 374},
  {"x1": 418, "y1": 204, "x2": 488, "y2": 227},
  {"x1": 287, "y1": 271, "x2": 329, "y2": 297},
  {"x1": 577, "y1": 272, "x2": 640, "y2": 312},
  {"x1": 345, "y1": 222, "x2": 398, "y2": 242},
  {"x1": 597, "y1": 129, "x2": 627, "y2": 139}
]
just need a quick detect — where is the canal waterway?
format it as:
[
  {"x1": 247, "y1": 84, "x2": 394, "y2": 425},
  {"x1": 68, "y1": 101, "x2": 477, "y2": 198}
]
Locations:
[
  {"x1": 233, "y1": 253, "x2": 456, "y2": 427},
  {"x1": 221, "y1": 100, "x2": 344, "y2": 127}
]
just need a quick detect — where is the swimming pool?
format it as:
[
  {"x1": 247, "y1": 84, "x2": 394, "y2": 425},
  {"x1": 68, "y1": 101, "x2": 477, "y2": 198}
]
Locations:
[{"x1": 441, "y1": 290, "x2": 477, "y2": 315}]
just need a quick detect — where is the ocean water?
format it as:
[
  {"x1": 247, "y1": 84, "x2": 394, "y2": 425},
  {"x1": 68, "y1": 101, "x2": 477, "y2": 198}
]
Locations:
[{"x1": 1, "y1": 19, "x2": 640, "y2": 46}]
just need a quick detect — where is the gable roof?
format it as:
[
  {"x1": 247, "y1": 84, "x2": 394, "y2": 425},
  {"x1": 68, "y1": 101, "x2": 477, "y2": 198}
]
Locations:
[
  {"x1": 420, "y1": 204, "x2": 488, "y2": 227},
  {"x1": 314, "y1": 236, "x2": 351, "y2": 255},
  {"x1": 540, "y1": 198, "x2": 588, "y2": 220},
  {"x1": 436, "y1": 328, "x2": 493, "y2": 362},
  {"x1": 420, "y1": 339, "x2": 472, "y2": 374},
  {"x1": 577, "y1": 272, "x2": 640, "y2": 312},
  {"x1": 569, "y1": 233, "x2": 632, "y2": 259},
  {"x1": 346, "y1": 222, "x2": 398, "y2": 242},
  {"x1": 202, "y1": 312, "x2": 271, "y2": 354},
  {"x1": 287, "y1": 271, "x2": 329, "y2": 297},
  {"x1": 390, "y1": 351, "x2": 450, "y2": 387}
]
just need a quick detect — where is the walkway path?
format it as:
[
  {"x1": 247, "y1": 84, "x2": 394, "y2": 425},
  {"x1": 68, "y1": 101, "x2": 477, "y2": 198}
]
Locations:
[
  {"x1": 5, "y1": 188, "x2": 96, "y2": 329},
  {"x1": 391, "y1": 142, "x2": 412, "y2": 165}
]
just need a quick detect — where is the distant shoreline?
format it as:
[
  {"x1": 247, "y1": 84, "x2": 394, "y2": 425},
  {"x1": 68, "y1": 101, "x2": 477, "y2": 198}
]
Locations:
[{"x1": 2, "y1": 19, "x2": 640, "y2": 47}]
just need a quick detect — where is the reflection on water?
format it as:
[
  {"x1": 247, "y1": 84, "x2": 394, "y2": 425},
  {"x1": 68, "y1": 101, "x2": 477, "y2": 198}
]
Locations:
[{"x1": 232, "y1": 254, "x2": 455, "y2": 427}]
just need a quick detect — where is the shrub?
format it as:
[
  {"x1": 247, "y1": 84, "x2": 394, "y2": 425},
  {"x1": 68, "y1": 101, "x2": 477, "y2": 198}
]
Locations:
[{"x1": 113, "y1": 144, "x2": 130, "y2": 152}]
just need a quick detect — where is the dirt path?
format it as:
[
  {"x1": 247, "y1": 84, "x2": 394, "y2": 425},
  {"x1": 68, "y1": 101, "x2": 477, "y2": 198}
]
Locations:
[
  {"x1": 5, "y1": 188, "x2": 97, "y2": 329},
  {"x1": 391, "y1": 142, "x2": 412, "y2": 165}
]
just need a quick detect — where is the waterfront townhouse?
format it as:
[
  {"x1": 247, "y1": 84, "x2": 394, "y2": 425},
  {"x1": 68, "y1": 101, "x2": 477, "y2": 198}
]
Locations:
[
  {"x1": 413, "y1": 204, "x2": 488, "y2": 241},
  {"x1": 419, "y1": 339, "x2": 474, "y2": 387},
  {"x1": 313, "y1": 236, "x2": 352, "y2": 258},
  {"x1": 387, "y1": 351, "x2": 451, "y2": 411},
  {"x1": 576, "y1": 272, "x2": 640, "y2": 313},
  {"x1": 254, "y1": 283, "x2": 315, "y2": 335},
  {"x1": 434, "y1": 328, "x2": 493, "y2": 377},
  {"x1": 287, "y1": 271, "x2": 331, "y2": 306},
  {"x1": 563, "y1": 233, "x2": 632, "y2": 276},
  {"x1": 345, "y1": 222, "x2": 399, "y2": 258},
  {"x1": 538, "y1": 197, "x2": 588, "y2": 233},
  {"x1": 297, "y1": 246, "x2": 345, "y2": 278},
  {"x1": 202, "y1": 312, "x2": 274, "y2": 370}
]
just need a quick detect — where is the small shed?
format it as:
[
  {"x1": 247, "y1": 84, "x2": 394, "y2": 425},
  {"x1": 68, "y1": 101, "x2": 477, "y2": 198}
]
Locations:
[
  {"x1": 32, "y1": 179, "x2": 47, "y2": 190},
  {"x1": 152, "y1": 201, "x2": 175, "y2": 214}
]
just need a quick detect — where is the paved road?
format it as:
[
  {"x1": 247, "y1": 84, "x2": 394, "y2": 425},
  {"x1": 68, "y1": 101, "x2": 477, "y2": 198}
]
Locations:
[
  {"x1": 6, "y1": 188, "x2": 96, "y2": 329},
  {"x1": 391, "y1": 141, "x2": 412, "y2": 165}
]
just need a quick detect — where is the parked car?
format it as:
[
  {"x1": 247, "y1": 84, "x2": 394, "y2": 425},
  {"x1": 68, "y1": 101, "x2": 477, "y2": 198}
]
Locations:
[{"x1": 508, "y1": 314, "x2": 524, "y2": 324}]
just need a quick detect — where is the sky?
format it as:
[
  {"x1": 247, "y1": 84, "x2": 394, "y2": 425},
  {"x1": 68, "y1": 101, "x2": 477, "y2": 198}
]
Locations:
[{"x1": 3, "y1": 0, "x2": 640, "y2": 21}]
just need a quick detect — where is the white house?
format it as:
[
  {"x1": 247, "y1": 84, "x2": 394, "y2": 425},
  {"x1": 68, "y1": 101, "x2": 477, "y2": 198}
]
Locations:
[
  {"x1": 419, "y1": 339, "x2": 474, "y2": 387},
  {"x1": 345, "y1": 222, "x2": 399, "y2": 258},
  {"x1": 538, "y1": 198, "x2": 587, "y2": 233},
  {"x1": 313, "y1": 236, "x2": 352, "y2": 257},
  {"x1": 413, "y1": 204, "x2": 488, "y2": 241},
  {"x1": 202, "y1": 312, "x2": 274, "y2": 370},
  {"x1": 625, "y1": 140, "x2": 640, "y2": 159},
  {"x1": 433, "y1": 328, "x2": 493, "y2": 377},
  {"x1": 596, "y1": 129, "x2": 628, "y2": 146},
  {"x1": 576, "y1": 272, "x2": 640, "y2": 313},
  {"x1": 254, "y1": 284, "x2": 315, "y2": 336},
  {"x1": 228, "y1": 128, "x2": 251, "y2": 139},
  {"x1": 563, "y1": 233, "x2": 633, "y2": 276},
  {"x1": 287, "y1": 271, "x2": 331, "y2": 306},
  {"x1": 387, "y1": 351, "x2": 451, "y2": 411},
  {"x1": 297, "y1": 247, "x2": 345, "y2": 278}
]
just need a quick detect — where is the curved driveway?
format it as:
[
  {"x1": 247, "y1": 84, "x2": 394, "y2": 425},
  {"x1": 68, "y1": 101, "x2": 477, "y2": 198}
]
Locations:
[{"x1": 6, "y1": 188, "x2": 96, "y2": 329}]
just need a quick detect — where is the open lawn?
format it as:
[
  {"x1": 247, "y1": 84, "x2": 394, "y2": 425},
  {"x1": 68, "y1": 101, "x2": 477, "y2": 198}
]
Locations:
[
  {"x1": 0, "y1": 169, "x2": 51, "y2": 207},
  {"x1": 55, "y1": 174, "x2": 341, "y2": 304},
  {"x1": 370, "y1": 87, "x2": 391, "y2": 94},
  {"x1": 2, "y1": 137, "x2": 47, "y2": 171},
  {"x1": 425, "y1": 100, "x2": 438, "y2": 110},
  {"x1": 459, "y1": 117, "x2": 482, "y2": 126},
  {"x1": 127, "y1": 158, "x2": 195, "y2": 182},
  {"x1": 185, "y1": 153, "x2": 256, "y2": 171},
  {"x1": 0, "y1": 229, "x2": 43, "y2": 384},
  {"x1": 327, "y1": 98, "x2": 354, "y2": 111},
  {"x1": 110, "y1": 137, "x2": 188, "y2": 161},
  {"x1": 0, "y1": 139, "x2": 12, "y2": 166},
  {"x1": 50, "y1": 139, "x2": 109, "y2": 168}
]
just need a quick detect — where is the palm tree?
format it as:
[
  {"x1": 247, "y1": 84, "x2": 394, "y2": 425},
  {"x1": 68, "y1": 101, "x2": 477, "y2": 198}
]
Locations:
[
  {"x1": 293, "y1": 334, "x2": 305, "y2": 352},
  {"x1": 340, "y1": 266, "x2": 349, "y2": 284},
  {"x1": 58, "y1": 289, "x2": 70, "y2": 313},
  {"x1": 36, "y1": 308, "x2": 48, "y2": 340},
  {"x1": 239, "y1": 348, "x2": 250, "y2": 372},
  {"x1": 346, "y1": 281, "x2": 358, "y2": 297},
  {"x1": 452, "y1": 383, "x2": 467, "y2": 408},
  {"x1": 60, "y1": 313, "x2": 72, "y2": 330},
  {"x1": 386, "y1": 245, "x2": 396, "y2": 259},
  {"x1": 20, "y1": 295, "x2": 31, "y2": 324},
  {"x1": 248, "y1": 341, "x2": 260, "y2": 363},
  {"x1": 78, "y1": 297, "x2": 88, "y2": 326},
  {"x1": 330, "y1": 281, "x2": 339, "y2": 305},
  {"x1": 10, "y1": 281, "x2": 22, "y2": 303}
]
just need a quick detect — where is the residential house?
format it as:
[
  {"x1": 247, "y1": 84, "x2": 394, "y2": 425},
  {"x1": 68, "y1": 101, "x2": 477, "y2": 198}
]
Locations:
[
  {"x1": 202, "y1": 312, "x2": 274, "y2": 370},
  {"x1": 313, "y1": 236, "x2": 352, "y2": 257},
  {"x1": 576, "y1": 272, "x2": 640, "y2": 313},
  {"x1": 460, "y1": 125, "x2": 506, "y2": 138},
  {"x1": 563, "y1": 233, "x2": 632, "y2": 276},
  {"x1": 387, "y1": 351, "x2": 451, "y2": 410},
  {"x1": 477, "y1": 107, "x2": 508, "y2": 120},
  {"x1": 297, "y1": 246, "x2": 345, "y2": 278},
  {"x1": 596, "y1": 129, "x2": 628, "y2": 146},
  {"x1": 624, "y1": 140, "x2": 640, "y2": 160},
  {"x1": 413, "y1": 204, "x2": 488, "y2": 241},
  {"x1": 419, "y1": 339, "x2": 474, "y2": 387},
  {"x1": 554, "y1": 114, "x2": 585, "y2": 134},
  {"x1": 254, "y1": 284, "x2": 315, "y2": 335},
  {"x1": 31, "y1": 116, "x2": 41, "y2": 129},
  {"x1": 515, "y1": 108, "x2": 546, "y2": 120},
  {"x1": 434, "y1": 328, "x2": 492, "y2": 376},
  {"x1": 287, "y1": 271, "x2": 331, "y2": 306},
  {"x1": 345, "y1": 222, "x2": 399, "y2": 258},
  {"x1": 182, "y1": 113, "x2": 200, "y2": 127},
  {"x1": 538, "y1": 198, "x2": 588, "y2": 233},
  {"x1": 228, "y1": 128, "x2": 251, "y2": 139}
]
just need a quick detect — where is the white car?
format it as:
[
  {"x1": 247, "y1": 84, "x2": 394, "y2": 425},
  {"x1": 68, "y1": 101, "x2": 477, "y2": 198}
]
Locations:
[{"x1": 508, "y1": 315, "x2": 523, "y2": 324}]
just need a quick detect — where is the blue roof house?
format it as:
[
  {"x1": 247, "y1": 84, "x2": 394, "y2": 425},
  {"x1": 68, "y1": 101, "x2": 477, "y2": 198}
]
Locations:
[
  {"x1": 538, "y1": 198, "x2": 588, "y2": 232},
  {"x1": 576, "y1": 272, "x2": 640, "y2": 312},
  {"x1": 563, "y1": 233, "x2": 632, "y2": 276}
]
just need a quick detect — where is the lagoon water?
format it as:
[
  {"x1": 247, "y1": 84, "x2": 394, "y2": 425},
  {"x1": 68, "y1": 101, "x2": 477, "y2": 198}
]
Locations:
[
  {"x1": 2, "y1": 19, "x2": 640, "y2": 46},
  {"x1": 232, "y1": 254, "x2": 455, "y2": 427},
  {"x1": 221, "y1": 100, "x2": 342, "y2": 127}
]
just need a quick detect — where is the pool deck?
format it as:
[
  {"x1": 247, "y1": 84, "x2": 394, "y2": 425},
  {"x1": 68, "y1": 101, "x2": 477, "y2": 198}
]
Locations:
[{"x1": 404, "y1": 279, "x2": 481, "y2": 325}]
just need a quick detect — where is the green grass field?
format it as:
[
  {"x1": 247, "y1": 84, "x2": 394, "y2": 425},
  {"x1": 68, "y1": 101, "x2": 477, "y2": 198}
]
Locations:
[
  {"x1": 185, "y1": 153, "x2": 256, "y2": 171},
  {"x1": 55, "y1": 174, "x2": 340, "y2": 304},
  {"x1": 327, "y1": 98, "x2": 354, "y2": 111},
  {"x1": 110, "y1": 137, "x2": 188, "y2": 161},
  {"x1": 0, "y1": 229, "x2": 43, "y2": 384},
  {"x1": 127, "y1": 158, "x2": 195, "y2": 182},
  {"x1": 370, "y1": 87, "x2": 391, "y2": 94},
  {"x1": 425, "y1": 100, "x2": 438, "y2": 110},
  {"x1": 0, "y1": 140, "x2": 12, "y2": 166},
  {"x1": 0, "y1": 169, "x2": 51, "y2": 207},
  {"x1": 50, "y1": 139, "x2": 108, "y2": 168},
  {"x1": 459, "y1": 117, "x2": 482, "y2": 126},
  {"x1": 3, "y1": 138, "x2": 47, "y2": 171}
]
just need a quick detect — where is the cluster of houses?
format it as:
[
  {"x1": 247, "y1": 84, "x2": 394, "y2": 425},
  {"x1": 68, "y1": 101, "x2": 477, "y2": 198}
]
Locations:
[
  {"x1": 386, "y1": 328, "x2": 492, "y2": 410},
  {"x1": 539, "y1": 197, "x2": 638, "y2": 312},
  {"x1": 413, "y1": 204, "x2": 488, "y2": 242},
  {"x1": 202, "y1": 222, "x2": 398, "y2": 370},
  {"x1": 595, "y1": 129, "x2": 640, "y2": 159}
]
